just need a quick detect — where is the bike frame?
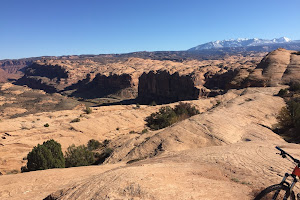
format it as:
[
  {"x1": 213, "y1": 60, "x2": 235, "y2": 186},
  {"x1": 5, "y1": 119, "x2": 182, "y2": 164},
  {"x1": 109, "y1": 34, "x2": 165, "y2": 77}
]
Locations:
[
  {"x1": 255, "y1": 147, "x2": 300, "y2": 200},
  {"x1": 269, "y1": 173, "x2": 298, "y2": 199},
  {"x1": 273, "y1": 147, "x2": 300, "y2": 199},
  {"x1": 280, "y1": 173, "x2": 298, "y2": 192}
]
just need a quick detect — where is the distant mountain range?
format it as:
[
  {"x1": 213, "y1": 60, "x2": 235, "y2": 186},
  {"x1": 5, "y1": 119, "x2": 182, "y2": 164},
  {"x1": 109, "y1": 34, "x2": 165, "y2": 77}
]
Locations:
[{"x1": 188, "y1": 37, "x2": 300, "y2": 51}]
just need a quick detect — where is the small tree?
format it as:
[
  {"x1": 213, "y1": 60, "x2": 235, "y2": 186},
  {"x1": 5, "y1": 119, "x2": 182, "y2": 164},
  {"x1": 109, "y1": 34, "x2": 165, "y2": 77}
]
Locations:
[
  {"x1": 145, "y1": 106, "x2": 177, "y2": 130},
  {"x1": 65, "y1": 144, "x2": 95, "y2": 167},
  {"x1": 25, "y1": 139, "x2": 65, "y2": 171},
  {"x1": 277, "y1": 89, "x2": 288, "y2": 97},
  {"x1": 174, "y1": 102, "x2": 200, "y2": 117},
  {"x1": 94, "y1": 148, "x2": 113, "y2": 165},
  {"x1": 87, "y1": 139, "x2": 101, "y2": 151},
  {"x1": 289, "y1": 82, "x2": 300, "y2": 92},
  {"x1": 145, "y1": 102, "x2": 200, "y2": 130},
  {"x1": 277, "y1": 107, "x2": 293, "y2": 130},
  {"x1": 84, "y1": 106, "x2": 92, "y2": 114},
  {"x1": 276, "y1": 100, "x2": 300, "y2": 142}
]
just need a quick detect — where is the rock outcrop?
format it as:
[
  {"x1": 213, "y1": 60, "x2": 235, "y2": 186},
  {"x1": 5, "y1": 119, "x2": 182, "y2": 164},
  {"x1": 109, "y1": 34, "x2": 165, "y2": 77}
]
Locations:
[
  {"x1": 245, "y1": 49, "x2": 300, "y2": 86},
  {"x1": 0, "y1": 58, "x2": 43, "y2": 81},
  {"x1": 0, "y1": 68, "x2": 7, "y2": 82},
  {"x1": 5, "y1": 49, "x2": 300, "y2": 101},
  {"x1": 138, "y1": 70, "x2": 202, "y2": 104},
  {"x1": 15, "y1": 63, "x2": 70, "y2": 93},
  {"x1": 12, "y1": 54, "x2": 264, "y2": 100},
  {"x1": 68, "y1": 73, "x2": 136, "y2": 99}
]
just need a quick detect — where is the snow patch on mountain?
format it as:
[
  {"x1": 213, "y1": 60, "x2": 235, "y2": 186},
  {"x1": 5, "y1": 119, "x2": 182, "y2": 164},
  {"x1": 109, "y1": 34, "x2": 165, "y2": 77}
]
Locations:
[{"x1": 189, "y1": 37, "x2": 293, "y2": 51}]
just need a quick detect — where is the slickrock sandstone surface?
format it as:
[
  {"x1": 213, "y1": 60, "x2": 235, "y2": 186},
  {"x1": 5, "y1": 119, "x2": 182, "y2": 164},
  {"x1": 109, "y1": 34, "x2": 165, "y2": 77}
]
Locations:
[
  {"x1": 2, "y1": 50, "x2": 300, "y2": 200},
  {"x1": 246, "y1": 49, "x2": 300, "y2": 86},
  {"x1": 1, "y1": 86, "x2": 297, "y2": 200}
]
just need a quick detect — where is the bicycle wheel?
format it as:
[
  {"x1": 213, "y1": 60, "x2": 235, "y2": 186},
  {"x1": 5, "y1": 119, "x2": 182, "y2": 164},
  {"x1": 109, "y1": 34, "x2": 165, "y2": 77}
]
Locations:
[{"x1": 254, "y1": 184, "x2": 295, "y2": 200}]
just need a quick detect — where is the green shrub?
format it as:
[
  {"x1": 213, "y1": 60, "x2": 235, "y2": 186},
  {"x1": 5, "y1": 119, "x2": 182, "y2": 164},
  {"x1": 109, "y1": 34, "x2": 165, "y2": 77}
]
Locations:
[
  {"x1": 145, "y1": 106, "x2": 177, "y2": 130},
  {"x1": 287, "y1": 101, "x2": 300, "y2": 130},
  {"x1": 174, "y1": 102, "x2": 200, "y2": 117},
  {"x1": 277, "y1": 107, "x2": 293, "y2": 130},
  {"x1": 277, "y1": 89, "x2": 288, "y2": 97},
  {"x1": 102, "y1": 139, "x2": 110, "y2": 147},
  {"x1": 25, "y1": 139, "x2": 65, "y2": 171},
  {"x1": 145, "y1": 102, "x2": 200, "y2": 130},
  {"x1": 65, "y1": 144, "x2": 95, "y2": 168},
  {"x1": 289, "y1": 82, "x2": 300, "y2": 92},
  {"x1": 277, "y1": 100, "x2": 300, "y2": 142},
  {"x1": 87, "y1": 139, "x2": 101, "y2": 151},
  {"x1": 141, "y1": 128, "x2": 148, "y2": 134},
  {"x1": 84, "y1": 106, "x2": 92, "y2": 114},
  {"x1": 44, "y1": 123, "x2": 49, "y2": 127},
  {"x1": 94, "y1": 147, "x2": 113, "y2": 165}
]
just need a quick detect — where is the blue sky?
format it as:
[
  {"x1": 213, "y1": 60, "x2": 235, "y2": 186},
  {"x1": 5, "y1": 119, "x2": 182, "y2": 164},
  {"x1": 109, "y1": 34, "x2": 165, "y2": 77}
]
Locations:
[{"x1": 1, "y1": 0, "x2": 300, "y2": 59}]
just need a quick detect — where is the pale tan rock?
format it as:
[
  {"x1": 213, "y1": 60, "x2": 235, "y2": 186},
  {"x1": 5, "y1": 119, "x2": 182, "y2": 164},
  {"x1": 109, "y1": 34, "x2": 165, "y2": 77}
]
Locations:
[{"x1": 0, "y1": 87, "x2": 295, "y2": 200}]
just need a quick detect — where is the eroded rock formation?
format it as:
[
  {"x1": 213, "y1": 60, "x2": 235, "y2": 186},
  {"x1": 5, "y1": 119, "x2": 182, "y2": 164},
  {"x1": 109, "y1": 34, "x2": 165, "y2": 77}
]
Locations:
[
  {"x1": 245, "y1": 49, "x2": 300, "y2": 86},
  {"x1": 15, "y1": 63, "x2": 70, "y2": 93},
  {"x1": 11, "y1": 53, "x2": 264, "y2": 101},
  {"x1": 137, "y1": 70, "x2": 202, "y2": 104},
  {"x1": 69, "y1": 73, "x2": 136, "y2": 99}
]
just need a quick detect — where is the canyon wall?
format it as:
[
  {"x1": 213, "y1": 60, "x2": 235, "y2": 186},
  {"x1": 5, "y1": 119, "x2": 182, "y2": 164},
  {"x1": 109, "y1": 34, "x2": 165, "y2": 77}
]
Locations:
[
  {"x1": 15, "y1": 63, "x2": 70, "y2": 93},
  {"x1": 137, "y1": 70, "x2": 201, "y2": 104},
  {"x1": 10, "y1": 53, "x2": 265, "y2": 101},
  {"x1": 69, "y1": 73, "x2": 136, "y2": 99}
]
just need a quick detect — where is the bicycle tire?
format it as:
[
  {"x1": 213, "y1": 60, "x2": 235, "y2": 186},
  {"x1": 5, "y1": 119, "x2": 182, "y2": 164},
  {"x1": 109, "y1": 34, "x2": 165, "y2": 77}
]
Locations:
[{"x1": 254, "y1": 184, "x2": 295, "y2": 200}]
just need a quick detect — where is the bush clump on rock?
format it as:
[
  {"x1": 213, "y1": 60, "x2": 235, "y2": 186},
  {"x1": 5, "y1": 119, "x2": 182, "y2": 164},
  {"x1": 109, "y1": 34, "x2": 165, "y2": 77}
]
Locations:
[
  {"x1": 24, "y1": 139, "x2": 65, "y2": 172},
  {"x1": 289, "y1": 81, "x2": 300, "y2": 92},
  {"x1": 145, "y1": 102, "x2": 200, "y2": 130},
  {"x1": 84, "y1": 106, "x2": 92, "y2": 114},
  {"x1": 22, "y1": 138, "x2": 114, "y2": 172},
  {"x1": 87, "y1": 139, "x2": 101, "y2": 151},
  {"x1": 277, "y1": 88, "x2": 288, "y2": 97},
  {"x1": 65, "y1": 144, "x2": 95, "y2": 167},
  {"x1": 277, "y1": 100, "x2": 300, "y2": 142}
]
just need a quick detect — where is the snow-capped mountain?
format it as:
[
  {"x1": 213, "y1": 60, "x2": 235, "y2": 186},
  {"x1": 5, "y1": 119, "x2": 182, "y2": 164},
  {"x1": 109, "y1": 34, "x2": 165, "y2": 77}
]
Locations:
[{"x1": 189, "y1": 37, "x2": 294, "y2": 51}]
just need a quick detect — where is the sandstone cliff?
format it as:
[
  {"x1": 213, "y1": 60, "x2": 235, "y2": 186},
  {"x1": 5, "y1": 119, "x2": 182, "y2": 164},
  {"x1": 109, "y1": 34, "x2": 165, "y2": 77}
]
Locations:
[
  {"x1": 4, "y1": 49, "x2": 300, "y2": 102},
  {"x1": 0, "y1": 58, "x2": 43, "y2": 81},
  {"x1": 15, "y1": 63, "x2": 70, "y2": 93},
  {"x1": 13, "y1": 54, "x2": 263, "y2": 102},
  {"x1": 0, "y1": 68, "x2": 7, "y2": 82},
  {"x1": 138, "y1": 70, "x2": 202, "y2": 104},
  {"x1": 68, "y1": 73, "x2": 136, "y2": 99}
]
